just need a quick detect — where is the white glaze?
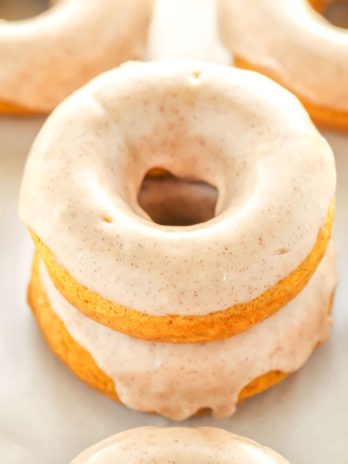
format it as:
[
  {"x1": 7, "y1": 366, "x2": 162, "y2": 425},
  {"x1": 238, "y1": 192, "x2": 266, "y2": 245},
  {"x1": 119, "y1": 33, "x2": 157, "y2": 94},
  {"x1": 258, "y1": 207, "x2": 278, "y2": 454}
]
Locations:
[
  {"x1": 0, "y1": 0, "x2": 153, "y2": 111},
  {"x1": 146, "y1": 0, "x2": 229, "y2": 63},
  {"x1": 71, "y1": 427, "x2": 290, "y2": 463},
  {"x1": 40, "y1": 245, "x2": 336, "y2": 420},
  {"x1": 19, "y1": 61, "x2": 336, "y2": 316},
  {"x1": 218, "y1": 0, "x2": 348, "y2": 111}
]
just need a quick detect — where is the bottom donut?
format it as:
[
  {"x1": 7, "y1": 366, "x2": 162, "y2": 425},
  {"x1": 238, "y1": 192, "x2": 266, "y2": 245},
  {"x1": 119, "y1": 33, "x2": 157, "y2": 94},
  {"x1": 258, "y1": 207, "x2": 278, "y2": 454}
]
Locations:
[
  {"x1": 71, "y1": 427, "x2": 290, "y2": 463},
  {"x1": 28, "y1": 246, "x2": 335, "y2": 420}
]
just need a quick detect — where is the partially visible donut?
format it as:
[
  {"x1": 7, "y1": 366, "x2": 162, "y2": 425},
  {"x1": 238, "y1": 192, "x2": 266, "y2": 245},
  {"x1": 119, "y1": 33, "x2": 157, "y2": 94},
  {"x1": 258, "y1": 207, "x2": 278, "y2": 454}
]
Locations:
[
  {"x1": 71, "y1": 427, "x2": 290, "y2": 463},
  {"x1": 218, "y1": 0, "x2": 348, "y2": 131},
  {"x1": 0, "y1": 0, "x2": 153, "y2": 113}
]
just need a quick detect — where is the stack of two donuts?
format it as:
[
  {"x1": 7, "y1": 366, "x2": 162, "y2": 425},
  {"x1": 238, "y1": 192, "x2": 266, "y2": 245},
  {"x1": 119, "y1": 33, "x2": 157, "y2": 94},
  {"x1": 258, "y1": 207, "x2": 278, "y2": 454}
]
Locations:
[{"x1": 20, "y1": 61, "x2": 336, "y2": 420}]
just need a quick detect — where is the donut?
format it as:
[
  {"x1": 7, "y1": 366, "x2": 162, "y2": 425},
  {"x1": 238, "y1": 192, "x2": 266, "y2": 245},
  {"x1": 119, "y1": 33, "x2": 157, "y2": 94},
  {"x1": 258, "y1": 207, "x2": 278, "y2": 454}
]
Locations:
[
  {"x1": 0, "y1": 0, "x2": 153, "y2": 114},
  {"x1": 71, "y1": 427, "x2": 290, "y2": 463},
  {"x1": 218, "y1": 0, "x2": 348, "y2": 131},
  {"x1": 19, "y1": 61, "x2": 335, "y2": 343},
  {"x1": 28, "y1": 244, "x2": 335, "y2": 419},
  {"x1": 19, "y1": 61, "x2": 336, "y2": 418}
]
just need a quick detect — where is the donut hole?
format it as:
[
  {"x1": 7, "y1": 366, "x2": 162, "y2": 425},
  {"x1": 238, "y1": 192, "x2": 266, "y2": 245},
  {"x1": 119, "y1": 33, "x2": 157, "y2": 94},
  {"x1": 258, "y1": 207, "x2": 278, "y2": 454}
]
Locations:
[
  {"x1": 137, "y1": 169, "x2": 218, "y2": 226},
  {"x1": 310, "y1": 0, "x2": 348, "y2": 28},
  {"x1": 324, "y1": 1, "x2": 348, "y2": 27},
  {"x1": 0, "y1": 0, "x2": 49, "y2": 20}
]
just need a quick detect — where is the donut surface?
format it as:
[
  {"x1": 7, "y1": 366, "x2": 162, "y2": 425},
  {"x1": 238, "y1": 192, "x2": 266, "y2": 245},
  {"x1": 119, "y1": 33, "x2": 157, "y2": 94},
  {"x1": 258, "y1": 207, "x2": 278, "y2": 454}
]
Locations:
[
  {"x1": 0, "y1": 0, "x2": 153, "y2": 113},
  {"x1": 71, "y1": 427, "x2": 290, "y2": 463},
  {"x1": 218, "y1": 0, "x2": 348, "y2": 130},
  {"x1": 28, "y1": 244, "x2": 335, "y2": 419},
  {"x1": 19, "y1": 61, "x2": 335, "y2": 343}
]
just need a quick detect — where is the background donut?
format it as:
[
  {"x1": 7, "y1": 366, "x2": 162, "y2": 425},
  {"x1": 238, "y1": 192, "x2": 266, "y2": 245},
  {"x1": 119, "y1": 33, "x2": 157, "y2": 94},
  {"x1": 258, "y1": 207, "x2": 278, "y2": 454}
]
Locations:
[
  {"x1": 218, "y1": 0, "x2": 348, "y2": 131},
  {"x1": 0, "y1": 0, "x2": 154, "y2": 113}
]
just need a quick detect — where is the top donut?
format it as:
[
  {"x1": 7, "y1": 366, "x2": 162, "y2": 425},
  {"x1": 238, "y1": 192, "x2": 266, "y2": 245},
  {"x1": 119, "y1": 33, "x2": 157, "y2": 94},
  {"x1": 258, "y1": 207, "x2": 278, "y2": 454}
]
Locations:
[{"x1": 19, "y1": 61, "x2": 336, "y2": 343}]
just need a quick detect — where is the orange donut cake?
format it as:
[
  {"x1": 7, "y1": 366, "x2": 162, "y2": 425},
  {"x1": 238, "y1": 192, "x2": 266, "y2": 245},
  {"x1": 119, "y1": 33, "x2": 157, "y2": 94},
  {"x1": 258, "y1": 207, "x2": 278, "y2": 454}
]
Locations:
[
  {"x1": 218, "y1": 0, "x2": 348, "y2": 131},
  {"x1": 71, "y1": 427, "x2": 290, "y2": 463},
  {"x1": 0, "y1": 0, "x2": 153, "y2": 114},
  {"x1": 19, "y1": 61, "x2": 336, "y2": 419}
]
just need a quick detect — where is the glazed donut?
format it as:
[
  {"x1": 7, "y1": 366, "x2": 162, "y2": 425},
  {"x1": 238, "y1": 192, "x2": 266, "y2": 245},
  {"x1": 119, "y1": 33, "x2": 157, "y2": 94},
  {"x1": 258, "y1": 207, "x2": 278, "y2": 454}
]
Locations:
[
  {"x1": 0, "y1": 0, "x2": 153, "y2": 114},
  {"x1": 19, "y1": 61, "x2": 335, "y2": 344},
  {"x1": 28, "y1": 243, "x2": 335, "y2": 419},
  {"x1": 71, "y1": 427, "x2": 290, "y2": 463},
  {"x1": 218, "y1": 0, "x2": 348, "y2": 131},
  {"x1": 19, "y1": 61, "x2": 336, "y2": 418}
]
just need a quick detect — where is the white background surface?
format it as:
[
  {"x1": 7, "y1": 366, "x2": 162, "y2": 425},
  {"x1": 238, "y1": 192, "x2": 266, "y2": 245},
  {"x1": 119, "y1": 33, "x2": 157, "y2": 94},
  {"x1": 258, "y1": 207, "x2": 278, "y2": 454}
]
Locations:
[{"x1": 0, "y1": 1, "x2": 347, "y2": 463}]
